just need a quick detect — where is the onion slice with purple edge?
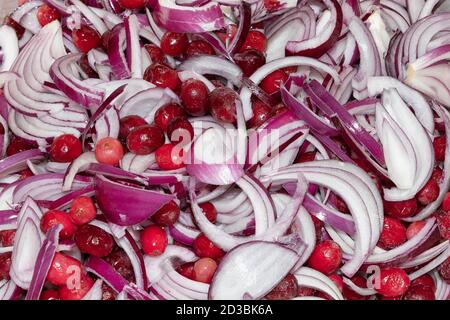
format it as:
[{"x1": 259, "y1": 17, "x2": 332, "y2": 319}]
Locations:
[
  {"x1": 86, "y1": 256, "x2": 129, "y2": 293},
  {"x1": 0, "y1": 149, "x2": 45, "y2": 179},
  {"x1": 294, "y1": 267, "x2": 344, "y2": 300},
  {"x1": 208, "y1": 241, "x2": 303, "y2": 300},
  {"x1": 0, "y1": 26, "x2": 19, "y2": 72}
]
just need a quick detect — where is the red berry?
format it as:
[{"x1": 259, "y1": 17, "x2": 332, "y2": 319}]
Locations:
[
  {"x1": 41, "y1": 210, "x2": 77, "y2": 239},
  {"x1": 69, "y1": 196, "x2": 97, "y2": 226},
  {"x1": 151, "y1": 200, "x2": 180, "y2": 226},
  {"x1": 155, "y1": 143, "x2": 185, "y2": 170},
  {"x1": 410, "y1": 274, "x2": 435, "y2": 291},
  {"x1": 282, "y1": 66, "x2": 298, "y2": 74},
  {"x1": 144, "y1": 63, "x2": 179, "y2": 91},
  {"x1": 0, "y1": 252, "x2": 12, "y2": 281},
  {"x1": 102, "y1": 283, "x2": 117, "y2": 300},
  {"x1": 37, "y1": 4, "x2": 60, "y2": 26},
  {"x1": 406, "y1": 221, "x2": 426, "y2": 240},
  {"x1": 384, "y1": 198, "x2": 418, "y2": 218},
  {"x1": 192, "y1": 258, "x2": 217, "y2": 284},
  {"x1": 177, "y1": 262, "x2": 194, "y2": 279},
  {"x1": 240, "y1": 31, "x2": 267, "y2": 53},
  {"x1": 75, "y1": 224, "x2": 114, "y2": 257},
  {"x1": 72, "y1": 25, "x2": 101, "y2": 53},
  {"x1": 436, "y1": 209, "x2": 450, "y2": 240},
  {"x1": 198, "y1": 202, "x2": 217, "y2": 224},
  {"x1": 95, "y1": 137, "x2": 124, "y2": 166},
  {"x1": 265, "y1": 274, "x2": 298, "y2": 300},
  {"x1": 58, "y1": 274, "x2": 94, "y2": 300},
  {"x1": 273, "y1": 102, "x2": 288, "y2": 115},
  {"x1": 329, "y1": 274, "x2": 344, "y2": 292},
  {"x1": 297, "y1": 286, "x2": 316, "y2": 297},
  {"x1": 307, "y1": 240, "x2": 342, "y2": 275},
  {"x1": 295, "y1": 151, "x2": 317, "y2": 164},
  {"x1": 126, "y1": 124, "x2": 165, "y2": 155},
  {"x1": 118, "y1": 0, "x2": 147, "y2": 9},
  {"x1": 49, "y1": 134, "x2": 82, "y2": 163},
  {"x1": 160, "y1": 32, "x2": 188, "y2": 57},
  {"x1": 208, "y1": 87, "x2": 238, "y2": 123},
  {"x1": 193, "y1": 233, "x2": 224, "y2": 260},
  {"x1": 248, "y1": 99, "x2": 272, "y2": 128},
  {"x1": 40, "y1": 289, "x2": 60, "y2": 300},
  {"x1": 144, "y1": 44, "x2": 165, "y2": 64},
  {"x1": 433, "y1": 136, "x2": 446, "y2": 162},
  {"x1": 104, "y1": 248, "x2": 134, "y2": 282},
  {"x1": 180, "y1": 79, "x2": 209, "y2": 116},
  {"x1": 6, "y1": 136, "x2": 35, "y2": 156},
  {"x1": 234, "y1": 49, "x2": 266, "y2": 77},
  {"x1": 0, "y1": 230, "x2": 15, "y2": 247},
  {"x1": 438, "y1": 257, "x2": 450, "y2": 282},
  {"x1": 403, "y1": 285, "x2": 435, "y2": 300},
  {"x1": 334, "y1": 195, "x2": 349, "y2": 214},
  {"x1": 378, "y1": 217, "x2": 407, "y2": 250},
  {"x1": 79, "y1": 54, "x2": 98, "y2": 78},
  {"x1": 167, "y1": 118, "x2": 194, "y2": 144},
  {"x1": 119, "y1": 115, "x2": 147, "y2": 141},
  {"x1": 154, "y1": 103, "x2": 186, "y2": 132},
  {"x1": 19, "y1": 169, "x2": 34, "y2": 180},
  {"x1": 185, "y1": 40, "x2": 215, "y2": 57},
  {"x1": 431, "y1": 167, "x2": 443, "y2": 183},
  {"x1": 343, "y1": 275, "x2": 370, "y2": 300},
  {"x1": 4, "y1": 16, "x2": 25, "y2": 39},
  {"x1": 217, "y1": 24, "x2": 237, "y2": 44},
  {"x1": 46, "y1": 252, "x2": 82, "y2": 286},
  {"x1": 141, "y1": 225, "x2": 168, "y2": 257},
  {"x1": 442, "y1": 192, "x2": 450, "y2": 212},
  {"x1": 417, "y1": 179, "x2": 440, "y2": 205},
  {"x1": 260, "y1": 70, "x2": 288, "y2": 95},
  {"x1": 376, "y1": 267, "x2": 410, "y2": 297}
]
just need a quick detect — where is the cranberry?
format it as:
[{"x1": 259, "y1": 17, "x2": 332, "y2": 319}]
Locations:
[
  {"x1": 376, "y1": 267, "x2": 410, "y2": 297},
  {"x1": 0, "y1": 252, "x2": 12, "y2": 280},
  {"x1": 155, "y1": 144, "x2": 185, "y2": 170},
  {"x1": 75, "y1": 224, "x2": 114, "y2": 257},
  {"x1": 104, "y1": 248, "x2": 134, "y2": 282},
  {"x1": 307, "y1": 240, "x2": 342, "y2": 275},
  {"x1": 273, "y1": 102, "x2": 288, "y2": 115},
  {"x1": 329, "y1": 274, "x2": 344, "y2": 292},
  {"x1": 177, "y1": 262, "x2": 195, "y2": 279},
  {"x1": 295, "y1": 151, "x2": 317, "y2": 163},
  {"x1": 154, "y1": 103, "x2": 186, "y2": 132},
  {"x1": 406, "y1": 221, "x2": 426, "y2": 240},
  {"x1": 240, "y1": 31, "x2": 267, "y2": 53},
  {"x1": 58, "y1": 274, "x2": 94, "y2": 300},
  {"x1": 192, "y1": 258, "x2": 217, "y2": 284},
  {"x1": 49, "y1": 134, "x2": 82, "y2": 163},
  {"x1": 417, "y1": 179, "x2": 440, "y2": 205},
  {"x1": 141, "y1": 225, "x2": 168, "y2": 257},
  {"x1": 334, "y1": 196, "x2": 349, "y2": 213},
  {"x1": 433, "y1": 136, "x2": 446, "y2": 162},
  {"x1": 47, "y1": 252, "x2": 82, "y2": 286},
  {"x1": 260, "y1": 70, "x2": 288, "y2": 95},
  {"x1": 102, "y1": 283, "x2": 117, "y2": 300},
  {"x1": 144, "y1": 44, "x2": 165, "y2": 64},
  {"x1": 403, "y1": 285, "x2": 435, "y2": 300},
  {"x1": 378, "y1": 217, "x2": 407, "y2": 250},
  {"x1": 438, "y1": 257, "x2": 450, "y2": 282},
  {"x1": 442, "y1": 192, "x2": 450, "y2": 211},
  {"x1": 19, "y1": 169, "x2": 33, "y2": 180},
  {"x1": 167, "y1": 118, "x2": 194, "y2": 143},
  {"x1": 119, "y1": 115, "x2": 147, "y2": 140},
  {"x1": 41, "y1": 210, "x2": 77, "y2": 239},
  {"x1": 0, "y1": 230, "x2": 15, "y2": 247},
  {"x1": 217, "y1": 24, "x2": 237, "y2": 44},
  {"x1": 234, "y1": 49, "x2": 266, "y2": 77},
  {"x1": 151, "y1": 201, "x2": 180, "y2": 226},
  {"x1": 310, "y1": 214, "x2": 324, "y2": 241},
  {"x1": 193, "y1": 234, "x2": 224, "y2": 260},
  {"x1": 343, "y1": 275, "x2": 370, "y2": 300},
  {"x1": 72, "y1": 25, "x2": 101, "y2": 53},
  {"x1": 118, "y1": 0, "x2": 147, "y2": 9},
  {"x1": 143, "y1": 63, "x2": 179, "y2": 91},
  {"x1": 6, "y1": 136, "x2": 35, "y2": 156},
  {"x1": 248, "y1": 99, "x2": 272, "y2": 128},
  {"x1": 411, "y1": 274, "x2": 435, "y2": 291},
  {"x1": 79, "y1": 54, "x2": 98, "y2": 78},
  {"x1": 297, "y1": 286, "x2": 316, "y2": 297},
  {"x1": 198, "y1": 202, "x2": 217, "y2": 224},
  {"x1": 431, "y1": 167, "x2": 443, "y2": 183},
  {"x1": 69, "y1": 196, "x2": 97, "y2": 226},
  {"x1": 180, "y1": 79, "x2": 209, "y2": 116},
  {"x1": 265, "y1": 274, "x2": 298, "y2": 300},
  {"x1": 384, "y1": 198, "x2": 418, "y2": 218},
  {"x1": 282, "y1": 66, "x2": 298, "y2": 74},
  {"x1": 436, "y1": 209, "x2": 450, "y2": 240},
  {"x1": 40, "y1": 289, "x2": 60, "y2": 300},
  {"x1": 160, "y1": 32, "x2": 188, "y2": 57},
  {"x1": 185, "y1": 40, "x2": 215, "y2": 57},
  {"x1": 95, "y1": 137, "x2": 124, "y2": 165},
  {"x1": 208, "y1": 87, "x2": 239, "y2": 123},
  {"x1": 37, "y1": 4, "x2": 60, "y2": 26},
  {"x1": 4, "y1": 17, "x2": 25, "y2": 39}
]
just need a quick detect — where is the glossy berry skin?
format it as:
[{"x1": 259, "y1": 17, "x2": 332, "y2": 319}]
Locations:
[
  {"x1": 198, "y1": 202, "x2": 217, "y2": 223},
  {"x1": 180, "y1": 79, "x2": 209, "y2": 116},
  {"x1": 376, "y1": 268, "x2": 410, "y2": 297},
  {"x1": 406, "y1": 221, "x2": 426, "y2": 240},
  {"x1": 185, "y1": 40, "x2": 215, "y2": 57},
  {"x1": 378, "y1": 217, "x2": 407, "y2": 250},
  {"x1": 37, "y1": 4, "x2": 60, "y2": 26},
  {"x1": 58, "y1": 274, "x2": 94, "y2": 300},
  {"x1": 265, "y1": 274, "x2": 298, "y2": 300},
  {"x1": 208, "y1": 87, "x2": 239, "y2": 123},
  {"x1": 154, "y1": 103, "x2": 186, "y2": 132},
  {"x1": 410, "y1": 274, "x2": 435, "y2": 291},
  {"x1": 0, "y1": 230, "x2": 15, "y2": 247},
  {"x1": 384, "y1": 198, "x2": 418, "y2": 218},
  {"x1": 295, "y1": 151, "x2": 317, "y2": 164},
  {"x1": 118, "y1": 0, "x2": 147, "y2": 9},
  {"x1": 155, "y1": 144, "x2": 185, "y2": 170},
  {"x1": 192, "y1": 258, "x2": 217, "y2": 284},
  {"x1": 104, "y1": 248, "x2": 134, "y2": 282},
  {"x1": 193, "y1": 234, "x2": 224, "y2": 260},
  {"x1": 438, "y1": 257, "x2": 450, "y2": 282},
  {"x1": 69, "y1": 196, "x2": 97, "y2": 225},
  {"x1": 141, "y1": 225, "x2": 168, "y2": 257},
  {"x1": 234, "y1": 49, "x2": 266, "y2": 77},
  {"x1": 436, "y1": 209, "x2": 450, "y2": 240},
  {"x1": 79, "y1": 54, "x2": 98, "y2": 78},
  {"x1": 144, "y1": 63, "x2": 179, "y2": 91},
  {"x1": 433, "y1": 136, "x2": 446, "y2": 162},
  {"x1": 119, "y1": 115, "x2": 147, "y2": 141},
  {"x1": 307, "y1": 240, "x2": 342, "y2": 275},
  {"x1": 72, "y1": 25, "x2": 102, "y2": 53},
  {"x1": 297, "y1": 286, "x2": 316, "y2": 297},
  {"x1": 0, "y1": 252, "x2": 12, "y2": 281},
  {"x1": 167, "y1": 118, "x2": 194, "y2": 143},
  {"x1": 75, "y1": 224, "x2": 114, "y2": 257},
  {"x1": 343, "y1": 275, "x2": 370, "y2": 300},
  {"x1": 240, "y1": 31, "x2": 267, "y2": 53},
  {"x1": 6, "y1": 136, "x2": 35, "y2": 156},
  {"x1": 40, "y1": 210, "x2": 77, "y2": 239},
  {"x1": 126, "y1": 125, "x2": 165, "y2": 155},
  {"x1": 144, "y1": 44, "x2": 165, "y2": 64},
  {"x1": 46, "y1": 252, "x2": 82, "y2": 286},
  {"x1": 49, "y1": 134, "x2": 82, "y2": 163},
  {"x1": 329, "y1": 274, "x2": 344, "y2": 292},
  {"x1": 403, "y1": 285, "x2": 435, "y2": 300},
  {"x1": 431, "y1": 167, "x2": 443, "y2": 183},
  {"x1": 248, "y1": 99, "x2": 272, "y2": 128},
  {"x1": 102, "y1": 283, "x2": 117, "y2": 300},
  {"x1": 260, "y1": 70, "x2": 288, "y2": 95},
  {"x1": 4, "y1": 16, "x2": 25, "y2": 39},
  {"x1": 442, "y1": 192, "x2": 450, "y2": 211},
  {"x1": 151, "y1": 201, "x2": 180, "y2": 226},
  {"x1": 95, "y1": 137, "x2": 124, "y2": 166},
  {"x1": 160, "y1": 32, "x2": 188, "y2": 57},
  {"x1": 40, "y1": 289, "x2": 60, "y2": 300},
  {"x1": 177, "y1": 262, "x2": 194, "y2": 279},
  {"x1": 417, "y1": 179, "x2": 440, "y2": 205}
]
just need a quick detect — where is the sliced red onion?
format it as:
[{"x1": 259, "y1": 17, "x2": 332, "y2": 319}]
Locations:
[
  {"x1": 0, "y1": 25, "x2": 19, "y2": 72},
  {"x1": 0, "y1": 149, "x2": 45, "y2": 179},
  {"x1": 107, "y1": 24, "x2": 131, "y2": 80},
  {"x1": 400, "y1": 241, "x2": 450, "y2": 269},
  {"x1": 69, "y1": 0, "x2": 108, "y2": 35},
  {"x1": 124, "y1": 14, "x2": 142, "y2": 79},
  {"x1": 292, "y1": 206, "x2": 316, "y2": 269},
  {"x1": 227, "y1": 2, "x2": 252, "y2": 55},
  {"x1": 342, "y1": 276, "x2": 376, "y2": 296},
  {"x1": 294, "y1": 267, "x2": 344, "y2": 300},
  {"x1": 86, "y1": 256, "x2": 129, "y2": 293},
  {"x1": 408, "y1": 245, "x2": 450, "y2": 281},
  {"x1": 0, "y1": 280, "x2": 22, "y2": 300}
]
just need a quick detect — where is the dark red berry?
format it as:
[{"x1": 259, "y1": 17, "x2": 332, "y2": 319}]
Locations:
[
  {"x1": 126, "y1": 125, "x2": 165, "y2": 155},
  {"x1": 72, "y1": 25, "x2": 101, "y2": 53},
  {"x1": 438, "y1": 257, "x2": 450, "y2": 282},
  {"x1": 378, "y1": 217, "x2": 407, "y2": 250},
  {"x1": 436, "y1": 209, "x2": 450, "y2": 240},
  {"x1": 40, "y1": 210, "x2": 77, "y2": 239},
  {"x1": 119, "y1": 115, "x2": 147, "y2": 140},
  {"x1": 431, "y1": 167, "x2": 443, "y2": 183},
  {"x1": 442, "y1": 192, "x2": 450, "y2": 211},
  {"x1": 6, "y1": 136, "x2": 35, "y2": 156},
  {"x1": 0, "y1": 230, "x2": 15, "y2": 247},
  {"x1": 265, "y1": 274, "x2": 298, "y2": 300},
  {"x1": 37, "y1": 4, "x2": 60, "y2": 26},
  {"x1": 144, "y1": 63, "x2": 179, "y2": 91},
  {"x1": 193, "y1": 233, "x2": 224, "y2": 260},
  {"x1": 384, "y1": 198, "x2": 418, "y2": 218},
  {"x1": 240, "y1": 31, "x2": 267, "y2": 53},
  {"x1": 101, "y1": 283, "x2": 117, "y2": 300},
  {"x1": 144, "y1": 44, "x2": 165, "y2": 64},
  {"x1": 160, "y1": 32, "x2": 188, "y2": 57},
  {"x1": 79, "y1": 54, "x2": 98, "y2": 78},
  {"x1": 376, "y1": 268, "x2": 410, "y2": 297},
  {"x1": 75, "y1": 224, "x2": 114, "y2": 257},
  {"x1": 46, "y1": 252, "x2": 82, "y2": 286},
  {"x1": 417, "y1": 179, "x2": 440, "y2": 205},
  {"x1": 155, "y1": 143, "x2": 185, "y2": 170},
  {"x1": 208, "y1": 87, "x2": 239, "y2": 123},
  {"x1": 403, "y1": 285, "x2": 435, "y2": 300},
  {"x1": 198, "y1": 202, "x2": 217, "y2": 224},
  {"x1": 260, "y1": 70, "x2": 288, "y2": 95},
  {"x1": 411, "y1": 274, "x2": 435, "y2": 291},
  {"x1": 307, "y1": 240, "x2": 342, "y2": 275},
  {"x1": 40, "y1": 289, "x2": 60, "y2": 300},
  {"x1": 141, "y1": 225, "x2": 168, "y2": 256},
  {"x1": 185, "y1": 40, "x2": 215, "y2": 57},
  {"x1": 234, "y1": 49, "x2": 266, "y2": 77},
  {"x1": 49, "y1": 134, "x2": 82, "y2": 163},
  {"x1": 118, "y1": 0, "x2": 147, "y2": 9},
  {"x1": 297, "y1": 286, "x2": 316, "y2": 297},
  {"x1": 151, "y1": 201, "x2": 180, "y2": 226},
  {"x1": 177, "y1": 262, "x2": 194, "y2": 279},
  {"x1": 167, "y1": 118, "x2": 194, "y2": 144},
  {"x1": 104, "y1": 248, "x2": 134, "y2": 282},
  {"x1": 295, "y1": 151, "x2": 317, "y2": 163},
  {"x1": 248, "y1": 99, "x2": 272, "y2": 128},
  {"x1": 4, "y1": 16, "x2": 25, "y2": 39},
  {"x1": 343, "y1": 275, "x2": 370, "y2": 300},
  {"x1": 433, "y1": 136, "x2": 446, "y2": 162},
  {"x1": 154, "y1": 103, "x2": 186, "y2": 132},
  {"x1": 180, "y1": 79, "x2": 209, "y2": 116},
  {"x1": 0, "y1": 252, "x2": 12, "y2": 280}
]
